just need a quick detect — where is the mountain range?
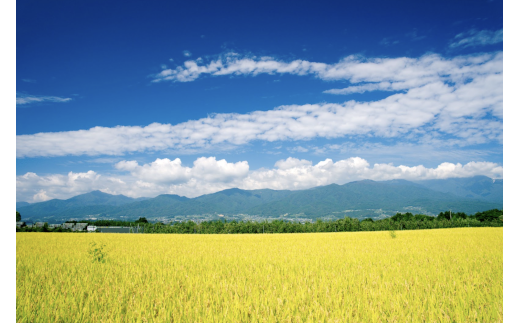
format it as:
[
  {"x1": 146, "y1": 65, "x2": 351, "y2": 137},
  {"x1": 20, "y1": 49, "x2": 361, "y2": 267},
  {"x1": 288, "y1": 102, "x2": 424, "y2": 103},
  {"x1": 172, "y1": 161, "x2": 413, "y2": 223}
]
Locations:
[{"x1": 16, "y1": 176, "x2": 503, "y2": 223}]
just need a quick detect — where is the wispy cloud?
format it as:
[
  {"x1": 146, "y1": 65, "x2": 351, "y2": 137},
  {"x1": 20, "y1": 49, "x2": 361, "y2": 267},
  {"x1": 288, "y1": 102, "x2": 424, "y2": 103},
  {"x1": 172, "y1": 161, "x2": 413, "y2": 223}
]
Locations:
[
  {"x1": 183, "y1": 50, "x2": 192, "y2": 57},
  {"x1": 149, "y1": 51, "x2": 502, "y2": 151},
  {"x1": 15, "y1": 88, "x2": 502, "y2": 157},
  {"x1": 86, "y1": 157, "x2": 125, "y2": 164},
  {"x1": 289, "y1": 146, "x2": 309, "y2": 153},
  {"x1": 324, "y1": 82, "x2": 396, "y2": 94},
  {"x1": 406, "y1": 29, "x2": 426, "y2": 41},
  {"x1": 16, "y1": 157, "x2": 503, "y2": 201},
  {"x1": 450, "y1": 29, "x2": 503, "y2": 48},
  {"x1": 379, "y1": 37, "x2": 399, "y2": 46},
  {"x1": 17, "y1": 51, "x2": 502, "y2": 158},
  {"x1": 21, "y1": 79, "x2": 36, "y2": 83},
  {"x1": 17, "y1": 54, "x2": 502, "y2": 158},
  {"x1": 307, "y1": 141, "x2": 501, "y2": 164},
  {"x1": 16, "y1": 93, "x2": 72, "y2": 105},
  {"x1": 151, "y1": 51, "x2": 502, "y2": 97}
]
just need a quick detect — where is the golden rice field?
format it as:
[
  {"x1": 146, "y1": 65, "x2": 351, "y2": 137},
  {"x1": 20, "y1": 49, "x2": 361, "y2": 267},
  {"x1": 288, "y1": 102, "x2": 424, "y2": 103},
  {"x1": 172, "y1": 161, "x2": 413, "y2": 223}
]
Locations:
[{"x1": 16, "y1": 228, "x2": 502, "y2": 322}]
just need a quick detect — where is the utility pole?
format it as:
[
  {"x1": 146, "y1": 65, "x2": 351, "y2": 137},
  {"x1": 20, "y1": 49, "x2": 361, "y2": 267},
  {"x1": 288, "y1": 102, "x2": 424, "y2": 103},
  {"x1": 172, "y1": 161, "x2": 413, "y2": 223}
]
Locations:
[{"x1": 450, "y1": 210, "x2": 452, "y2": 221}]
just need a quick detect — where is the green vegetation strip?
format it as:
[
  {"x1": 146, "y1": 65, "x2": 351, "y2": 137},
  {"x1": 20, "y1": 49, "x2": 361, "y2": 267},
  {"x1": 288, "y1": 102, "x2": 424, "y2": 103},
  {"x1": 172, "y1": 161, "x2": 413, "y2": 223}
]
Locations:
[{"x1": 17, "y1": 209, "x2": 502, "y2": 234}]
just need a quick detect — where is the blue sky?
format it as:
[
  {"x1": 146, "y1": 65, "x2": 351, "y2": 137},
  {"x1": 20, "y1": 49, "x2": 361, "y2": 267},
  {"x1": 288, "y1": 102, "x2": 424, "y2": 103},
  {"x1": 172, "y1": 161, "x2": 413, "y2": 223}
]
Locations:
[{"x1": 15, "y1": 0, "x2": 504, "y2": 202}]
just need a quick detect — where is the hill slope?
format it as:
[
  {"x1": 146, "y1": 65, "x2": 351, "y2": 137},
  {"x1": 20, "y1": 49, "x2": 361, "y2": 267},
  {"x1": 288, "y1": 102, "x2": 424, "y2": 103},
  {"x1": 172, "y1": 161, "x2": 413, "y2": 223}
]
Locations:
[
  {"x1": 16, "y1": 201, "x2": 30, "y2": 208},
  {"x1": 16, "y1": 191, "x2": 148, "y2": 220},
  {"x1": 245, "y1": 179, "x2": 502, "y2": 218},
  {"x1": 414, "y1": 176, "x2": 502, "y2": 204}
]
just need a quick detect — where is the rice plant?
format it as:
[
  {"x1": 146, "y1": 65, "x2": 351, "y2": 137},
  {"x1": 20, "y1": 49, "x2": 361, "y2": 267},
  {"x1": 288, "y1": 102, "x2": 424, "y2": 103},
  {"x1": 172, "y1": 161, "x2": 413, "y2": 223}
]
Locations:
[{"x1": 16, "y1": 228, "x2": 503, "y2": 322}]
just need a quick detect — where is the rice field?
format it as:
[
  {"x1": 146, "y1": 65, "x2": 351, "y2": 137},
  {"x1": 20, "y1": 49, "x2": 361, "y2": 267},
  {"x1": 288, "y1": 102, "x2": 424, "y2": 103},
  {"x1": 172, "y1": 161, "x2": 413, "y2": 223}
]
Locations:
[{"x1": 16, "y1": 228, "x2": 502, "y2": 322}]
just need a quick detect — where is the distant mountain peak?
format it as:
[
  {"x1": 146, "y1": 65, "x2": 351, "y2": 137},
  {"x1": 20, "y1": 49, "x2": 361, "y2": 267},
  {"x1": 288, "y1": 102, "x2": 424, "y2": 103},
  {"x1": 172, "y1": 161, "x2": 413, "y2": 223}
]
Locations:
[
  {"x1": 345, "y1": 179, "x2": 376, "y2": 185},
  {"x1": 85, "y1": 190, "x2": 112, "y2": 196},
  {"x1": 217, "y1": 188, "x2": 252, "y2": 196},
  {"x1": 156, "y1": 194, "x2": 188, "y2": 200}
]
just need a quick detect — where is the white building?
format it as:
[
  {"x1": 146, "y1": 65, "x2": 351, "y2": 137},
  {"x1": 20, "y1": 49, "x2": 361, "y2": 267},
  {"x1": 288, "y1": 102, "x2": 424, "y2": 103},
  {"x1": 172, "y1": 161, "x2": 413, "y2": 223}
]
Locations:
[{"x1": 87, "y1": 225, "x2": 97, "y2": 232}]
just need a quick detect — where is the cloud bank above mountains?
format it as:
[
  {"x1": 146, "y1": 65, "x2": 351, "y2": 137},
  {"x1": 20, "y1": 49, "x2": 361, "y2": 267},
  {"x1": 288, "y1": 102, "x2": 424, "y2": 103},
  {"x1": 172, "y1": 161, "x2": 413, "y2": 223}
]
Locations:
[{"x1": 16, "y1": 157, "x2": 503, "y2": 202}]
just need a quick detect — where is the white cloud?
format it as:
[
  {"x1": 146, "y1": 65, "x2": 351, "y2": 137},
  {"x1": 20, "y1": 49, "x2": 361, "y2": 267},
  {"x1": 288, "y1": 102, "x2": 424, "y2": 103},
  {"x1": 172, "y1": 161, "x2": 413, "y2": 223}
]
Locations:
[
  {"x1": 288, "y1": 146, "x2": 309, "y2": 153},
  {"x1": 274, "y1": 157, "x2": 312, "y2": 170},
  {"x1": 322, "y1": 52, "x2": 502, "y2": 95},
  {"x1": 150, "y1": 52, "x2": 502, "y2": 147},
  {"x1": 16, "y1": 170, "x2": 105, "y2": 202},
  {"x1": 16, "y1": 72, "x2": 502, "y2": 157},
  {"x1": 16, "y1": 157, "x2": 503, "y2": 202},
  {"x1": 450, "y1": 29, "x2": 503, "y2": 48},
  {"x1": 324, "y1": 82, "x2": 396, "y2": 94},
  {"x1": 192, "y1": 157, "x2": 249, "y2": 182},
  {"x1": 16, "y1": 93, "x2": 72, "y2": 105},
  {"x1": 183, "y1": 50, "x2": 192, "y2": 57},
  {"x1": 152, "y1": 51, "x2": 501, "y2": 86},
  {"x1": 115, "y1": 157, "x2": 249, "y2": 184},
  {"x1": 250, "y1": 158, "x2": 502, "y2": 192},
  {"x1": 16, "y1": 52, "x2": 502, "y2": 158},
  {"x1": 115, "y1": 158, "x2": 191, "y2": 184}
]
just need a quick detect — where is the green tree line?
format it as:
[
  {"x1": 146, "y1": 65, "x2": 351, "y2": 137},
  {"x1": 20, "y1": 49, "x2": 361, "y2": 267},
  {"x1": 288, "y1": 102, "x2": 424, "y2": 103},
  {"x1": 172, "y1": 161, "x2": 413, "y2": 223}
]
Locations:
[
  {"x1": 16, "y1": 209, "x2": 502, "y2": 234},
  {"x1": 135, "y1": 209, "x2": 502, "y2": 234}
]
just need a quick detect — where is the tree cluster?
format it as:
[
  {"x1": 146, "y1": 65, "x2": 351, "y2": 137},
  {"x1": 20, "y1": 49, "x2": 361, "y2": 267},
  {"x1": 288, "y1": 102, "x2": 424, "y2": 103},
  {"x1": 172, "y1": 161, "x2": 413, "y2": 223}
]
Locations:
[{"x1": 16, "y1": 225, "x2": 73, "y2": 233}]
